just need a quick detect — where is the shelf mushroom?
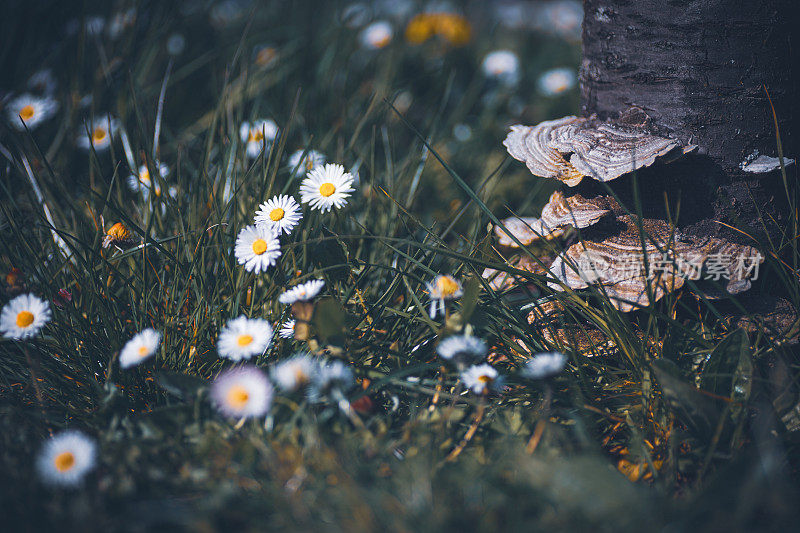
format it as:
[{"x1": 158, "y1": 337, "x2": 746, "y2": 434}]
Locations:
[
  {"x1": 504, "y1": 112, "x2": 694, "y2": 186},
  {"x1": 539, "y1": 190, "x2": 613, "y2": 230}
]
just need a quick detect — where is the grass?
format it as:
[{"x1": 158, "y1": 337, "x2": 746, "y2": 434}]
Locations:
[{"x1": 1, "y1": 1, "x2": 799, "y2": 531}]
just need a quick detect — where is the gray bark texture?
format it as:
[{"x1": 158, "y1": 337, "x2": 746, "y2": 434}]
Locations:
[{"x1": 579, "y1": 0, "x2": 797, "y2": 245}]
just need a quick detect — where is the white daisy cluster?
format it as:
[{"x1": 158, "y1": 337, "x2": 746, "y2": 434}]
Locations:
[
  {"x1": 278, "y1": 279, "x2": 326, "y2": 305},
  {"x1": 233, "y1": 148, "x2": 356, "y2": 275},
  {"x1": 209, "y1": 353, "x2": 355, "y2": 420}
]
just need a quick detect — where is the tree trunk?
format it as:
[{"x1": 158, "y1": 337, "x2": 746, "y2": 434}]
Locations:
[{"x1": 579, "y1": 0, "x2": 797, "y2": 245}]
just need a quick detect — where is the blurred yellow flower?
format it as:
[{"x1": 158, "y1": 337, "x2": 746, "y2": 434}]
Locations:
[{"x1": 405, "y1": 13, "x2": 471, "y2": 47}]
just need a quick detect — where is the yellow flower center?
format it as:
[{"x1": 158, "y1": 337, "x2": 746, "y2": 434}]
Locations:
[
  {"x1": 294, "y1": 368, "x2": 308, "y2": 384},
  {"x1": 140, "y1": 168, "x2": 150, "y2": 182},
  {"x1": 19, "y1": 105, "x2": 35, "y2": 121},
  {"x1": 319, "y1": 183, "x2": 336, "y2": 197},
  {"x1": 226, "y1": 385, "x2": 250, "y2": 409},
  {"x1": 249, "y1": 130, "x2": 264, "y2": 143},
  {"x1": 306, "y1": 159, "x2": 316, "y2": 171},
  {"x1": 478, "y1": 374, "x2": 493, "y2": 383},
  {"x1": 252, "y1": 238, "x2": 268, "y2": 255},
  {"x1": 16, "y1": 311, "x2": 34, "y2": 328},
  {"x1": 236, "y1": 334, "x2": 254, "y2": 347},
  {"x1": 436, "y1": 276, "x2": 460, "y2": 297},
  {"x1": 92, "y1": 128, "x2": 107, "y2": 143},
  {"x1": 269, "y1": 208, "x2": 285, "y2": 221},
  {"x1": 54, "y1": 451, "x2": 75, "y2": 472},
  {"x1": 138, "y1": 345, "x2": 149, "y2": 357}
]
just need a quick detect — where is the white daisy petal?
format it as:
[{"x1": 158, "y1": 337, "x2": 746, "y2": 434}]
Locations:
[
  {"x1": 217, "y1": 316, "x2": 274, "y2": 361},
  {"x1": 119, "y1": 328, "x2": 161, "y2": 369},
  {"x1": 521, "y1": 352, "x2": 567, "y2": 379},
  {"x1": 360, "y1": 21, "x2": 393, "y2": 49},
  {"x1": 6, "y1": 94, "x2": 59, "y2": 130},
  {"x1": 299, "y1": 163, "x2": 355, "y2": 212},
  {"x1": 254, "y1": 195, "x2": 303, "y2": 235},
  {"x1": 436, "y1": 335, "x2": 487, "y2": 364},
  {"x1": 461, "y1": 363, "x2": 502, "y2": 395},
  {"x1": 425, "y1": 274, "x2": 463, "y2": 318},
  {"x1": 234, "y1": 225, "x2": 282, "y2": 274},
  {"x1": 481, "y1": 49, "x2": 520, "y2": 85},
  {"x1": 240, "y1": 119, "x2": 278, "y2": 158},
  {"x1": 278, "y1": 279, "x2": 325, "y2": 305},
  {"x1": 211, "y1": 366, "x2": 273, "y2": 418},
  {"x1": 0, "y1": 293, "x2": 51, "y2": 340},
  {"x1": 271, "y1": 353, "x2": 317, "y2": 392},
  {"x1": 127, "y1": 162, "x2": 170, "y2": 200},
  {"x1": 288, "y1": 149, "x2": 326, "y2": 174},
  {"x1": 77, "y1": 114, "x2": 118, "y2": 151},
  {"x1": 36, "y1": 430, "x2": 97, "y2": 487},
  {"x1": 278, "y1": 319, "x2": 296, "y2": 339}
]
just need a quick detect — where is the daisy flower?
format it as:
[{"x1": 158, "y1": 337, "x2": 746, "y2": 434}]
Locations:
[
  {"x1": 6, "y1": 94, "x2": 59, "y2": 130},
  {"x1": 217, "y1": 316, "x2": 274, "y2": 361},
  {"x1": 127, "y1": 162, "x2": 169, "y2": 200},
  {"x1": 271, "y1": 353, "x2": 317, "y2": 392},
  {"x1": 288, "y1": 149, "x2": 326, "y2": 174},
  {"x1": 211, "y1": 366, "x2": 273, "y2": 419},
  {"x1": 1, "y1": 293, "x2": 51, "y2": 340},
  {"x1": 278, "y1": 319, "x2": 296, "y2": 339},
  {"x1": 119, "y1": 328, "x2": 161, "y2": 369},
  {"x1": 360, "y1": 21, "x2": 393, "y2": 49},
  {"x1": 278, "y1": 279, "x2": 325, "y2": 305},
  {"x1": 436, "y1": 335, "x2": 487, "y2": 366},
  {"x1": 234, "y1": 225, "x2": 281, "y2": 274},
  {"x1": 254, "y1": 195, "x2": 303, "y2": 236},
  {"x1": 425, "y1": 274, "x2": 463, "y2": 318},
  {"x1": 481, "y1": 50, "x2": 520, "y2": 85},
  {"x1": 77, "y1": 115, "x2": 117, "y2": 151},
  {"x1": 461, "y1": 363, "x2": 502, "y2": 395},
  {"x1": 538, "y1": 67, "x2": 576, "y2": 96},
  {"x1": 521, "y1": 352, "x2": 567, "y2": 379},
  {"x1": 299, "y1": 163, "x2": 355, "y2": 212},
  {"x1": 36, "y1": 430, "x2": 97, "y2": 487},
  {"x1": 239, "y1": 119, "x2": 278, "y2": 159}
]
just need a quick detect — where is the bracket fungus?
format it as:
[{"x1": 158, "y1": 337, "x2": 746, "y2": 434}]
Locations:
[
  {"x1": 493, "y1": 216, "x2": 563, "y2": 248},
  {"x1": 503, "y1": 116, "x2": 585, "y2": 186},
  {"x1": 482, "y1": 255, "x2": 553, "y2": 292},
  {"x1": 539, "y1": 190, "x2": 613, "y2": 230},
  {"x1": 545, "y1": 216, "x2": 764, "y2": 312},
  {"x1": 504, "y1": 111, "x2": 694, "y2": 186}
]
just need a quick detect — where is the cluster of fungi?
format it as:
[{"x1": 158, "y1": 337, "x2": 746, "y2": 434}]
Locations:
[{"x1": 495, "y1": 111, "x2": 763, "y2": 312}]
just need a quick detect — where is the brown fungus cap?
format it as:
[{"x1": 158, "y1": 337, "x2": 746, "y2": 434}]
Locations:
[
  {"x1": 540, "y1": 190, "x2": 612, "y2": 230},
  {"x1": 504, "y1": 111, "x2": 693, "y2": 185},
  {"x1": 493, "y1": 216, "x2": 564, "y2": 248},
  {"x1": 503, "y1": 117, "x2": 585, "y2": 186}
]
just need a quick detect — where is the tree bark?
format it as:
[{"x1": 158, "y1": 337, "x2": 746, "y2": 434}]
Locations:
[{"x1": 579, "y1": 0, "x2": 797, "y2": 245}]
